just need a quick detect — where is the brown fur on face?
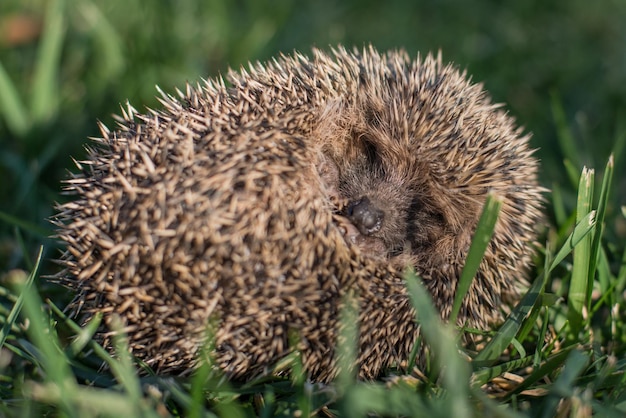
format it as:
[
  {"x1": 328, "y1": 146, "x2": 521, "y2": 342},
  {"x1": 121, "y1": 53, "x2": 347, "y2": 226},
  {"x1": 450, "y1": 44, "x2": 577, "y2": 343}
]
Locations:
[{"x1": 315, "y1": 95, "x2": 482, "y2": 308}]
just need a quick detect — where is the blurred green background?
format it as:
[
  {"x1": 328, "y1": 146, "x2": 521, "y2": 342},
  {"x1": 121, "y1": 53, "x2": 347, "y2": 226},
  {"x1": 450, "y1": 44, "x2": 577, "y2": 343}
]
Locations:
[{"x1": 0, "y1": 0, "x2": 625, "y2": 273}]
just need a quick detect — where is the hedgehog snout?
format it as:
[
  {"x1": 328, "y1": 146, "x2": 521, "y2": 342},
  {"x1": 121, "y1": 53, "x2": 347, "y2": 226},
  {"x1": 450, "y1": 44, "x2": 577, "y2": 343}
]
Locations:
[{"x1": 345, "y1": 196, "x2": 384, "y2": 235}]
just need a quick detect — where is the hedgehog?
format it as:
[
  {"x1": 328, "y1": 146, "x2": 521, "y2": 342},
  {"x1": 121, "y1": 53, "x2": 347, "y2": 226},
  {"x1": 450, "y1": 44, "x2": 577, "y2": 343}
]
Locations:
[{"x1": 54, "y1": 45, "x2": 543, "y2": 383}]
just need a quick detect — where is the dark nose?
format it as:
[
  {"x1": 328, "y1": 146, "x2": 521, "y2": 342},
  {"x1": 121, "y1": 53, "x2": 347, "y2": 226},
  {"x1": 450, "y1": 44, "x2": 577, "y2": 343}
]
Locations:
[{"x1": 346, "y1": 197, "x2": 384, "y2": 235}]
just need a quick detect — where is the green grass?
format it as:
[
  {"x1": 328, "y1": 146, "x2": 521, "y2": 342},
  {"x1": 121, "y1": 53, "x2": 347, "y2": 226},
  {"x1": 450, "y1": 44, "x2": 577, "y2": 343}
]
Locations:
[
  {"x1": 1, "y1": 0, "x2": 626, "y2": 416},
  {"x1": 1, "y1": 162, "x2": 624, "y2": 417}
]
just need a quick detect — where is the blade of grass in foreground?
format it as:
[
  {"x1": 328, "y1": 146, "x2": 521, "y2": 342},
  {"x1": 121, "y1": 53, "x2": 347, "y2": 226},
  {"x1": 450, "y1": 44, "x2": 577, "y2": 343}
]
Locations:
[
  {"x1": 539, "y1": 350, "x2": 590, "y2": 418},
  {"x1": 549, "y1": 211, "x2": 596, "y2": 272},
  {"x1": 449, "y1": 193, "x2": 502, "y2": 325},
  {"x1": 26, "y1": 382, "x2": 158, "y2": 417},
  {"x1": 16, "y1": 247, "x2": 78, "y2": 418},
  {"x1": 551, "y1": 182, "x2": 567, "y2": 227},
  {"x1": 66, "y1": 312, "x2": 102, "y2": 357},
  {"x1": 0, "y1": 269, "x2": 36, "y2": 357},
  {"x1": 189, "y1": 337, "x2": 215, "y2": 418},
  {"x1": 471, "y1": 355, "x2": 536, "y2": 387},
  {"x1": 568, "y1": 167, "x2": 594, "y2": 337},
  {"x1": 47, "y1": 301, "x2": 113, "y2": 365},
  {"x1": 188, "y1": 327, "x2": 246, "y2": 418},
  {"x1": 108, "y1": 316, "x2": 143, "y2": 415},
  {"x1": 341, "y1": 381, "x2": 431, "y2": 417},
  {"x1": 336, "y1": 291, "x2": 359, "y2": 389},
  {"x1": 336, "y1": 290, "x2": 360, "y2": 416},
  {"x1": 587, "y1": 156, "x2": 614, "y2": 291},
  {"x1": 405, "y1": 271, "x2": 472, "y2": 418}
]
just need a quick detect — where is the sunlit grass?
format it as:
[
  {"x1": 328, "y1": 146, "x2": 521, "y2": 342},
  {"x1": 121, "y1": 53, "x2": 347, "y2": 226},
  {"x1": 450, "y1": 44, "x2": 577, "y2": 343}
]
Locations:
[
  {"x1": 1, "y1": 155, "x2": 624, "y2": 416},
  {"x1": 0, "y1": 0, "x2": 625, "y2": 416}
]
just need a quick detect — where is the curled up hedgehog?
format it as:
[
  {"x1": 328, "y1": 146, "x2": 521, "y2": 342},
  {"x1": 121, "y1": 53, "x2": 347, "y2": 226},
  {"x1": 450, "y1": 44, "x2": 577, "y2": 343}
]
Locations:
[{"x1": 54, "y1": 46, "x2": 543, "y2": 383}]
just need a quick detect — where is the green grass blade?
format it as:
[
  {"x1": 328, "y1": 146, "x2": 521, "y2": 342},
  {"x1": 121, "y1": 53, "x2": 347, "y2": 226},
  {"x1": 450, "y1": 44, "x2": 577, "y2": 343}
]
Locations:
[
  {"x1": 336, "y1": 291, "x2": 359, "y2": 395},
  {"x1": 406, "y1": 329, "x2": 423, "y2": 374},
  {"x1": 188, "y1": 338, "x2": 213, "y2": 418},
  {"x1": 31, "y1": 0, "x2": 66, "y2": 124},
  {"x1": 47, "y1": 301, "x2": 115, "y2": 366},
  {"x1": 14, "y1": 225, "x2": 35, "y2": 271},
  {"x1": 449, "y1": 193, "x2": 502, "y2": 325},
  {"x1": 0, "y1": 61, "x2": 30, "y2": 136},
  {"x1": 16, "y1": 247, "x2": 78, "y2": 418},
  {"x1": 513, "y1": 296, "x2": 543, "y2": 353},
  {"x1": 549, "y1": 210, "x2": 596, "y2": 272},
  {"x1": 503, "y1": 347, "x2": 574, "y2": 400},
  {"x1": 107, "y1": 316, "x2": 143, "y2": 407},
  {"x1": 25, "y1": 383, "x2": 158, "y2": 418},
  {"x1": 471, "y1": 355, "x2": 535, "y2": 387},
  {"x1": 540, "y1": 350, "x2": 590, "y2": 418},
  {"x1": 66, "y1": 312, "x2": 102, "y2": 357},
  {"x1": 552, "y1": 350, "x2": 590, "y2": 393},
  {"x1": 163, "y1": 379, "x2": 204, "y2": 416},
  {"x1": 291, "y1": 339, "x2": 311, "y2": 417},
  {"x1": 568, "y1": 167, "x2": 594, "y2": 336},
  {"x1": 470, "y1": 387, "x2": 529, "y2": 418},
  {"x1": 187, "y1": 326, "x2": 247, "y2": 418},
  {"x1": 405, "y1": 271, "x2": 472, "y2": 418},
  {"x1": 341, "y1": 382, "x2": 428, "y2": 417},
  {"x1": 472, "y1": 270, "x2": 548, "y2": 367},
  {"x1": 0, "y1": 270, "x2": 35, "y2": 356},
  {"x1": 587, "y1": 156, "x2": 614, "y2": 289},
  {"x1": 534, "y1": 306, "x2": 551, "y2": 368},
  {"x1": 551, "y1": 182, "x2": 567, "y2": 227}
]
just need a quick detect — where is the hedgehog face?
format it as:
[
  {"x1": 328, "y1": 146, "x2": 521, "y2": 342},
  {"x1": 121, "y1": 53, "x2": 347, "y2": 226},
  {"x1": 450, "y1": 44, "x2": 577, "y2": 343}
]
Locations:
[
  {"x1": 320, "y1": 131, "x2": 450, "y2": 271},
  {"x1": 317, "y1": 80, "x2": 483, "y2": 276}
]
